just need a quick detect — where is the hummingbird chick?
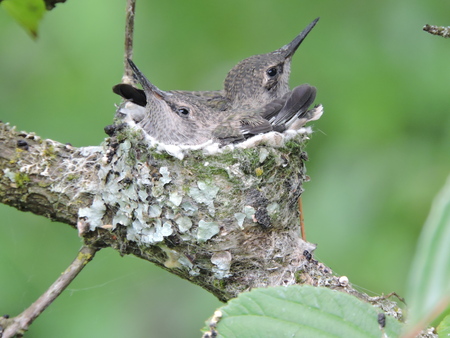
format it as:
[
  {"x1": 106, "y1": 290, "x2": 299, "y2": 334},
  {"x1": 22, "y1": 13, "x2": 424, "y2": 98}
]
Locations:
[
  {"x1": 223, "y1": 17, "x2": 319, "y2": 110},
  {"x1": 117, "y1": 60, "x2": 319, "y2": 146},
  {"x1": 113, "y1": 17, "x2": 319, "y2": 111}
]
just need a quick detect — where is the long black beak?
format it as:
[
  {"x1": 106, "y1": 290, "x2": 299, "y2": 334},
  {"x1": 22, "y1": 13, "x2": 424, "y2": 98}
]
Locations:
[
  {"x1": 281, "y1": 17, "x2": 319, "y2": 59},
  {"x1": 127, "y1": 58, "x2": 168, "y2": 100}
]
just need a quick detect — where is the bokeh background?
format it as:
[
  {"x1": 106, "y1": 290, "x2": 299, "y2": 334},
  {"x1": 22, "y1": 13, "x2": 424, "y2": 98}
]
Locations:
[{"x1": 1, "y1": 0, "x2": 449, "y2": 336}]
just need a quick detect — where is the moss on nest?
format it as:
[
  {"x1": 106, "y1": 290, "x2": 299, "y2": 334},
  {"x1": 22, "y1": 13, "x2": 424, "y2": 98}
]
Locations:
[{"x1": 77, "y1": 123, "x2": 316, "y2": 295}]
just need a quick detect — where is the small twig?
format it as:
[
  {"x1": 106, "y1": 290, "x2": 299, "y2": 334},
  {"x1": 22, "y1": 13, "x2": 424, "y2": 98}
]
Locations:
[
  {"x1": 1, "y1": 245, "x2": 98, "y2": 338},
  {"x1": 367, "y1": 292, "x2": 406, "y2": 305},
  {"x1": 423, "y1": 24, "x2": 450, "y2": 38},
  {"x1": 122, "y1": 0, "x2": 137, "y2": 84},
  {"x1": 298, "y1": 197, "x2": 306, "y2": 240}
]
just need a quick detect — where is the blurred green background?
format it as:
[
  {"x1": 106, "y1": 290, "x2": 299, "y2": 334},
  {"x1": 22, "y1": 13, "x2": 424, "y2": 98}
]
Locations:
[{"x1": 1, "y1": 0, "x2": 449, "y2": 337}]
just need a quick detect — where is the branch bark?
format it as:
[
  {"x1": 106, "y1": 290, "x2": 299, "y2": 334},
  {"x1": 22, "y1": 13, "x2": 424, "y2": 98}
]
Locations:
[
  {"x1": 0, "y1": 121, "x2": 318, "y2": 301},
  {"x1": 0, "y1": 123, "x2": 99, "y2": 225},
  {"x1": 0, "y1": 121, "x2": 402, "y2": 322}
]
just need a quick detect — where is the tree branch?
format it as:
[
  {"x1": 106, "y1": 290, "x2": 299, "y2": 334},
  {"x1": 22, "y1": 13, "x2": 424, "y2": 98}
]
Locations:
[
  {"x1": 0, "y1": 121, "x2": 314, "y2": 300},
  {"x1": 0, "y1": 245, "x2": 98, "y2": 338},
  {"x1": 423, "y1": 24, "x2": 450, "y2": 38},
  {"x1": 0, "y1": 120, "x2": 402, "y2": 322},
  {"x1": 0, "y1": 123, "x2": 100, "y2": 226}
]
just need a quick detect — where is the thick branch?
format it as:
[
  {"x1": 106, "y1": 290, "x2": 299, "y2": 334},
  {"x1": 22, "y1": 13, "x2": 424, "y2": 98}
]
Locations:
[
  {"x1": 0, "y1": 121, "x2": 403, "y2": 320},
  {"x1": 0, "y1": 121, "x2": 315, "y2": 301},
  {"x1": 0, "y1": 123, "x2": 100, "y2": 226}
]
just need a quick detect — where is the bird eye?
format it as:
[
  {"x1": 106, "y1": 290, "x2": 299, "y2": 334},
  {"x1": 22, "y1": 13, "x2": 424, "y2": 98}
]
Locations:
[
  {"x1": 266, "y1": 67, "x2": 278, "y2": 77},
  {"x1": 177, "y1": 107, "x2": 190, "y2": 117}
]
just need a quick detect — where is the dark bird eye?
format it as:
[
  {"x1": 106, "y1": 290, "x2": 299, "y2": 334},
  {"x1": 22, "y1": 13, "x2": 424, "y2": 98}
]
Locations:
[
  {"x1": 177, "y1": 107, "x2": 190, "y2": 116},
  {"x1": 266, "y1": 67, "x2": 278, "y2": 77}
]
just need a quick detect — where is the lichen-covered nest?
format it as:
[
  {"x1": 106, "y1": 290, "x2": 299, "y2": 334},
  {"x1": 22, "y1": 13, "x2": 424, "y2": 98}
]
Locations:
[{"x1": 78, "y1": 116, "x2": 317, "y2": 299}]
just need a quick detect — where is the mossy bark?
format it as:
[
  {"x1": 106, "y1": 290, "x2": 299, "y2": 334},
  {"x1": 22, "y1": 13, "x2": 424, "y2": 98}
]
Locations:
[
  {"x1": 0, "y1": 122, "x2": 404, "y2": 318},
  {"x1": 0, "y1": 122, "x2": 317, "y2": 301}
]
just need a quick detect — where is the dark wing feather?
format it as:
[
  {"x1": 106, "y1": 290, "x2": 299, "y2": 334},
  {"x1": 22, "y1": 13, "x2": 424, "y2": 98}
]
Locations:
[
  {"x1": 270, "y1": 84, "x2": 316, "y2": 127},
  {"x1": 213, "y1": 110, "x2": 273, "y2": 144},
  {"x1": 259, "y1": 93, "x2": 289, "y2": 121},
  {"x1": 239, "y1": 115, "x2": 273, "y2": 136},
  {"x1": 212, "y1": 125, "x2": 246, "y2": 144}
]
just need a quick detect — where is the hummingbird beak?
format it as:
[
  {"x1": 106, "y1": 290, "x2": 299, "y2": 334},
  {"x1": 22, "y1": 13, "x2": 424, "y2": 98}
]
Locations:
[
  {"x1": 281, "y1": 17, "x2": 319, "y2": 59},
  {"x1": 127, "y1": 58, "x2": 168, "y2": 101}
]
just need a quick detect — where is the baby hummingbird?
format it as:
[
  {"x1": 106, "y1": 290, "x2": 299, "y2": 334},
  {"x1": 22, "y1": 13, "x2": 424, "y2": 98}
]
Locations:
[
  {"x1": 223, "y1": 17, "x2": 319, "y2": 110},
  {"x1": 113, "y1": 18, "x2": 319, "y2": 111},
  {"x1": 117, "y1": 59, "x2": 319, "y2": 146}
]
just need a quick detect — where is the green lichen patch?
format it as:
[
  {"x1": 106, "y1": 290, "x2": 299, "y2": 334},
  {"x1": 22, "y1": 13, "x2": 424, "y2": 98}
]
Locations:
[
  {"x1": 14, "y1": 172, "x2": 30, "y2": 188},
  {"x1": 42, "y1": 143, "x2": 56, "y2": 158},
  {"x1": 66, "y1": 174, "x2": 79, "y2": 181}
]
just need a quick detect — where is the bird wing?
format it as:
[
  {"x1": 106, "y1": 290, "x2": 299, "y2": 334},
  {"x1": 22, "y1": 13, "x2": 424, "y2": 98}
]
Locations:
[
  {"x1": 270, "y1": 84, "x2": 316, "y2": 127},
  {"x1": 258, "y1": 94, "x2": 288, "y2": 121},
  {"x1": 239, "y1": 115, "x2": 273, "y2": 136},
  {"x1": 212, "y1": 125, "x2": 246, "y2": 144},
  {"x1": 212, "y1": 110, "x2": 274, "y2": 145}
]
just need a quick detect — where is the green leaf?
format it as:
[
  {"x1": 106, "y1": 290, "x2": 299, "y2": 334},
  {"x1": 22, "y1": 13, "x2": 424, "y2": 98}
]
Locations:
[
  {"x1": 1, "y1": 0, "x2": 46, "y2": 38},
  {"x1": 206, "y1": 285, "x2": 403, "y2": 337},
  {"x1": 406, "y1": 175, "x2": 450, "y2": 328},
  {"x1": 437, "y1": 314, "x2": 450, "y2": 337}
]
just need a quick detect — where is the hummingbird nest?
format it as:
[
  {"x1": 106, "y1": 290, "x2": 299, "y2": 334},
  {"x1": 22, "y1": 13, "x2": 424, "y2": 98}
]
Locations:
[{"x1": 77, "y1": 104, "x2": 321, "y2": 299}]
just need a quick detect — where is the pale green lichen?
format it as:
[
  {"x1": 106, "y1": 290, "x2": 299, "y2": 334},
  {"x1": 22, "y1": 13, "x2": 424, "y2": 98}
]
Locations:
[
  {"x1": 234, "y1": 205, "x2": 258, "y2": 229},
  {"x1": 175, "y1": 216, "x2": 192, "y2": 232},
  {"x1": 3, "y1": 168, "x2": 16, "y2": 182},
  {"x1": 78, "y1": 196, "x2": 106, "y2": 229},
  {"x1": 234, "y1": 213, "x2": 246, "y2": 229},
  {"x1": 77, "y1": 121, "x2": 312, "y2": 279},
  {"x1": 258, "y1": 148, "x2": 270, "y2": 163},
  {"x1": 148, "y1": 204, "x2": 162, "y2": 218},
  {"x1": 159, "y1": 167, "x2": 171, "y2": 185},
  {"x1": 197, "y1": 220, "x2": 220, "y2": 242},
  {"x1": 169, "y1": 192, "x2": 183, "y2": 206},
  {"x1": 211, "y1": 251, "x2": 232, "y2": 279},
  {"x1": 180, "y1": 201, "x2": 197, "y2": 215},
  {"x1": 188, "y1": 181, "x2": 220, "y2": 216},
  {"x1": 243, "y1": 206, "x2": 256, "y2": 218},
  {"x1": 267, "y1": 202, "x2": 280, "y2": 215}
]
